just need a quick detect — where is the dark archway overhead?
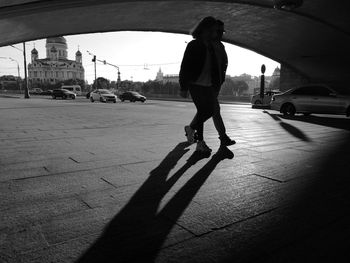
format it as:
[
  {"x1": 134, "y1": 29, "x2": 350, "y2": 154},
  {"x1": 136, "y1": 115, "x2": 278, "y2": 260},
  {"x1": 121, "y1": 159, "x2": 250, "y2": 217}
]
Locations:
[{"x1": 1, "y1": 0, "x2": 350, "y2": 86}]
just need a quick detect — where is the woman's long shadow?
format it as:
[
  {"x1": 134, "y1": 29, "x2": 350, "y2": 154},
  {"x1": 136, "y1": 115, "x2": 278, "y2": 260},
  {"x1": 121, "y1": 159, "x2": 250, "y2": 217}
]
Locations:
[{"x1": 77, "y1": 142, "x2": 234, "y2": 263}]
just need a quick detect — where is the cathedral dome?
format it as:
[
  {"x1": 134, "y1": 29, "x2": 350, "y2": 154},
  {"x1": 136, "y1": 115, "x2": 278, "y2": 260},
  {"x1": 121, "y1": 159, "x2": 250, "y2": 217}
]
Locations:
[
  {"x1": 76, "y1": 50, "x2": 82, "y2": 56},
  {"x1": 31, "y1": 48, "x2": 38, "y2": 54},
  {"x1": 46, "y1": 36, "x2": 67, "y2": 45}
]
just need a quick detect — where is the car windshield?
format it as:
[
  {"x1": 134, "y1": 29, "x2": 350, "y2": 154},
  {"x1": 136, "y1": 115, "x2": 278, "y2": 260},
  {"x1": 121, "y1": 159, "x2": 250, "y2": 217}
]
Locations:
[
  {"x1": 131, "y1": 92, "x2": 140, "y2": 95},
  {"x1": 99, "y1": 90, "x2": 112, "y2": 94},
  {"x1": 329, "y1": 85, "x2": 350, "y2": 95}
]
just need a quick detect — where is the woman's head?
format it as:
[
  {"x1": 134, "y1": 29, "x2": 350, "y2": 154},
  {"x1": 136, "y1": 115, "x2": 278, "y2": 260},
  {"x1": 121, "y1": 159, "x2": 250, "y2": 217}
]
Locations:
[{"x1": 191, "y1": 16, "x2": 218, "y2": 40}]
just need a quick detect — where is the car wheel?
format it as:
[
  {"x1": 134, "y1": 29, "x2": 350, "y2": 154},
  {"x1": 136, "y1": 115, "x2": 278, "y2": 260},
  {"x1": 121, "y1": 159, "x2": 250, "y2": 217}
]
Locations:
[
  {"x1": 281, "y1": 103, "x2": 296, "y2": 116},
  {"x1": 113, "y1": 100, "x2": 116, "y2": 103},
  {"x1": 90, "y1": 97, "x2": 94, "y2": 102},
  {"x1": 72, "y1": 96, "x2": 76, "y2": 100},
  {"x1": 254, "y1": 100, "x2": 262, "y2": 105}
]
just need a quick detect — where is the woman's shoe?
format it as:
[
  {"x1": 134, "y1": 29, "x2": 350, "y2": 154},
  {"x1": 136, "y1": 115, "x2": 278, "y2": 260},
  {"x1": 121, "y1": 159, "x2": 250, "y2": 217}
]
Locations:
[
  {"x1": 196, "y1": 141, "x2": 212, "y2": 153},
  {"x1": 220, "y1": 135, "x2": 236, "y2": 146}
]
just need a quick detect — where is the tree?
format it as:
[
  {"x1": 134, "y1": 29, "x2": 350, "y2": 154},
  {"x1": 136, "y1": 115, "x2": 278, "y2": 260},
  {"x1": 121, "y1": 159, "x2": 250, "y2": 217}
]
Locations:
[
  {"x1": 220, "y1": 78, "x2": 235, "y2": 95},
  {"x1": 220, "y1": 79, "x2": 248, "y2": 96},
  {"x1": 269, "y1": 76, "x2": 280, "y2": 90},
  {"x1": 63, "y1": 78, "x2": 85, "y2": 89},
  {"x1": 93, "y1": 77, "x2": 110, "y2": 89},
  {"x1": 232, "y1": 80, "x2": 249, "y2": 96}
]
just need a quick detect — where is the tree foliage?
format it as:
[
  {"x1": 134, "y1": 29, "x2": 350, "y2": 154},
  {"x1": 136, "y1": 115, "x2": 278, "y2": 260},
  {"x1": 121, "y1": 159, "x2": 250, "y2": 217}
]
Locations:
[
  {"x1": 220, "y1": 79, "x2": 249, "y2": 96},
  {"x1": 93, "y1": 77, "x2": 110, "y2": 89},
  {"x1": 269, "y1": 77, "x2": 280, "y2": 90}
]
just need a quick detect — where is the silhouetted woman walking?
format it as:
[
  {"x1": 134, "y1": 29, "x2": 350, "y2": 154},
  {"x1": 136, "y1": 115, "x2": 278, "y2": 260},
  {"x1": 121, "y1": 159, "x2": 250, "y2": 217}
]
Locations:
[{"x1": 179, "y1": 17, "x2": 235, "y2": 154}]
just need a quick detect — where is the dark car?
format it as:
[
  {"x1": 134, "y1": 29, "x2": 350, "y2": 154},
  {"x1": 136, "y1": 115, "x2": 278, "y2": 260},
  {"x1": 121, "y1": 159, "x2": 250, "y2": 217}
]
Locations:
[
  {"x1": 52, "y1": 89, "x2": 76, "y2": 100},
  {"x1": 39, "y1": 90, "x2": 53, "y2": 96},
  {"x1": 119, "y1": 91, "x2": 146, "y2": 102}
]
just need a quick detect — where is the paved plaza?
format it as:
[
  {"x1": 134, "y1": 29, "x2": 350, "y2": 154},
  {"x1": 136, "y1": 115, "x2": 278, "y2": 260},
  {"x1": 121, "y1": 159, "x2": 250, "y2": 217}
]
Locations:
[{"x1": 0, "y1": 96, "x2": 349, "y2": 262}]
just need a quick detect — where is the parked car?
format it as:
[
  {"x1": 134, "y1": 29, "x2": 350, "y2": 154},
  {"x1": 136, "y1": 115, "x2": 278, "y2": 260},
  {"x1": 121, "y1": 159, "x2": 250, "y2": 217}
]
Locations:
[
  {"x1": 61, "y1": 85, "x2": 82, "y2": 96},
  {"x1": 30, "y1": 88, "x2": 43, "y2": 95},
  {"x1": 39, "y1": 90, "x2": 53, "y2": 96},
  {"x1": 90, "y1": 89, "x2": 117, "y2": 103},
  {"x1": 119, "y1": 91, "x2": 146, "y2": 102},
  {"x1": 52, "y1": 89, "x2": 76, "y2": 100},
  {"x1": 251, "y1": 90, "x2": 280, "y2": 106},
  {"x1": 271, "y1": 84, "x2": 350, "y2": 117}
]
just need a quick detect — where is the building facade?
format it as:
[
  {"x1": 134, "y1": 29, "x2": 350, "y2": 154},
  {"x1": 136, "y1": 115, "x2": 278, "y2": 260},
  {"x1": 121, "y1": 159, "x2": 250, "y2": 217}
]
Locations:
[
  {"x1": 155, "y1": 68, "x2": 179, "y2": 84},
  {"x1": 28, "y1": 37, "x2": 84, "y2": 86}
]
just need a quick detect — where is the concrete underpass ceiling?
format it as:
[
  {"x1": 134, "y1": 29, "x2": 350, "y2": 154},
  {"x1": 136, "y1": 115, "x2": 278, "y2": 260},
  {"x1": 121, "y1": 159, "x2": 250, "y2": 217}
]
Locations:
[{"x1": 1, "y1": 0, "x2": 350, "y2": 86}]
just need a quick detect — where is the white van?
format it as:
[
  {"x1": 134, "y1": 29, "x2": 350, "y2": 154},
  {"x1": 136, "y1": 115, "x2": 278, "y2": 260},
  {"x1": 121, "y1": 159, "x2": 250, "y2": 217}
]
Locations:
[{"x1": 61, "y1": 85, "x2": 82, "y2": 96}]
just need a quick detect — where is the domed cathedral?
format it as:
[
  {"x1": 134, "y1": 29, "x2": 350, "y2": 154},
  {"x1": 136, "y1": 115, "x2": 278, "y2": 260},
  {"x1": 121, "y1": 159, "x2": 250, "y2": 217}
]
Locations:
[{"x1": 28, "y1": 36, "x2": 84, "y2": 87}]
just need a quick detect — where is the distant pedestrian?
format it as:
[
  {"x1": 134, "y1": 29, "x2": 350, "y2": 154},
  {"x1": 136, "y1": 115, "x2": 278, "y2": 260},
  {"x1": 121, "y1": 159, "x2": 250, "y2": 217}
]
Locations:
[{"x1": 179, "y1": 17, "x2": 235, "y2": 154}]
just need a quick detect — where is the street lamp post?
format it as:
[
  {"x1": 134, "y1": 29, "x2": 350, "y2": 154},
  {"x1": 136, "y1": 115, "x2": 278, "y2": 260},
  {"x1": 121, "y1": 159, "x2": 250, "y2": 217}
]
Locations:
[
  {"x1": 23, "y1": 42, "x2": 30, "y2": 98},
  {"x1": 9, "y1": 58, "x2": 21, "y2": 91},
  {"x1": 7, "y1": 43, "x2": 30, "y2": 98},
  {"x1": 260, "y1": 64, "x2": 266, "y2": 100},
  {"x1": 0, "y1": 57, "x2": 21, "y2": 92},
  {"x1": 87, "y1": 51, "x2": 97, "y2": 90},
  {"x1": 102, "y1": 59, "x2": 121, "y2": 91}
]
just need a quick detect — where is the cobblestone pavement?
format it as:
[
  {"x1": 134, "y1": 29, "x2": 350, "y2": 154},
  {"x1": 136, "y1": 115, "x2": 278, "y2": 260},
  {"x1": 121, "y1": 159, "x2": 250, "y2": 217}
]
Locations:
[{"x1": 1, "y1": 97, "x2": 349, "y2": 262}]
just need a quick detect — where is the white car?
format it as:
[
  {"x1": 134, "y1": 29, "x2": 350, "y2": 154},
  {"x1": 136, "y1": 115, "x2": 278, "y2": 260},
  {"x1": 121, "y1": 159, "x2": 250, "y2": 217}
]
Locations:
[
  {"x1": 271, "y1": 84, "x2": 350, "y2": 117},
  {"x1": 251, "y1": 90, "x2": 280, "y2": 106},
  {"x1": 90, "y1": 89, "x2": 117, "y2": 103}
]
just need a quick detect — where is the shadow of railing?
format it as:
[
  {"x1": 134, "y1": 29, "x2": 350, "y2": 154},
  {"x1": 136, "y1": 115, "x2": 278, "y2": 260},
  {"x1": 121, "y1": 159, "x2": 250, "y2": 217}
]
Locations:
[{"x1": 76, "y1": 142, "x2": 233, "y2": 263}]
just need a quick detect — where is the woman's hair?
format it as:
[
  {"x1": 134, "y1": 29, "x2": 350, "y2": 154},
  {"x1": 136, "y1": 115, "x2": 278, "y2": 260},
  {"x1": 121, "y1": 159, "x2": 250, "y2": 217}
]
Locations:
[{"x1": 191, "y1": 16, "x2": 218, "y2": 39}]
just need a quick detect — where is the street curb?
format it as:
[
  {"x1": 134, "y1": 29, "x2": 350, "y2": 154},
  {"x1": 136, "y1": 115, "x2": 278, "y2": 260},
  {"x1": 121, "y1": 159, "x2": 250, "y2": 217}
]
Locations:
[{"x1": 0, "y1": 94, "x2": 21, "y2": 99}]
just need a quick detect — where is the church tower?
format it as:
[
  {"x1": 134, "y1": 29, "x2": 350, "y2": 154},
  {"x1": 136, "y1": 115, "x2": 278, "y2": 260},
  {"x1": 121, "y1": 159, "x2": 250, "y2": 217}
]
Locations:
[
  {"x1": 156, "y1": 67, "x2": 163, "y2": 81},
  {"x1": 31, "y1": 48, "x2": 38, "y2": 63},
  {"x1": 75, "y1": 49, "x2": 82, "y2": 64}
]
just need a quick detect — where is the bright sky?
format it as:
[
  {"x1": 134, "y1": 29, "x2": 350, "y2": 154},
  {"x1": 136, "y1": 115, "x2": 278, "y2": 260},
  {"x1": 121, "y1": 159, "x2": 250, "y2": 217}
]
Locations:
[{"x1": 0, "y1": 31, "x2": 279, "y2": 83}]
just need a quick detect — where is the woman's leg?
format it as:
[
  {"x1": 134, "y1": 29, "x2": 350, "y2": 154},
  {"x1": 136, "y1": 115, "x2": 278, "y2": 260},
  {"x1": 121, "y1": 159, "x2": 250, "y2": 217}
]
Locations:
[
  {"x1": 190, "y1": 86, "x2": 214, "y2": 141},
  {"x1": 189, "y1": 86, "x2": 215, "y2": 142},
  {"x1": 212, "y1": 91, "x2": 236, "y2": 146},
  {"x1": 212, "y1": 96, "x2": 226, "y2": 138}
]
